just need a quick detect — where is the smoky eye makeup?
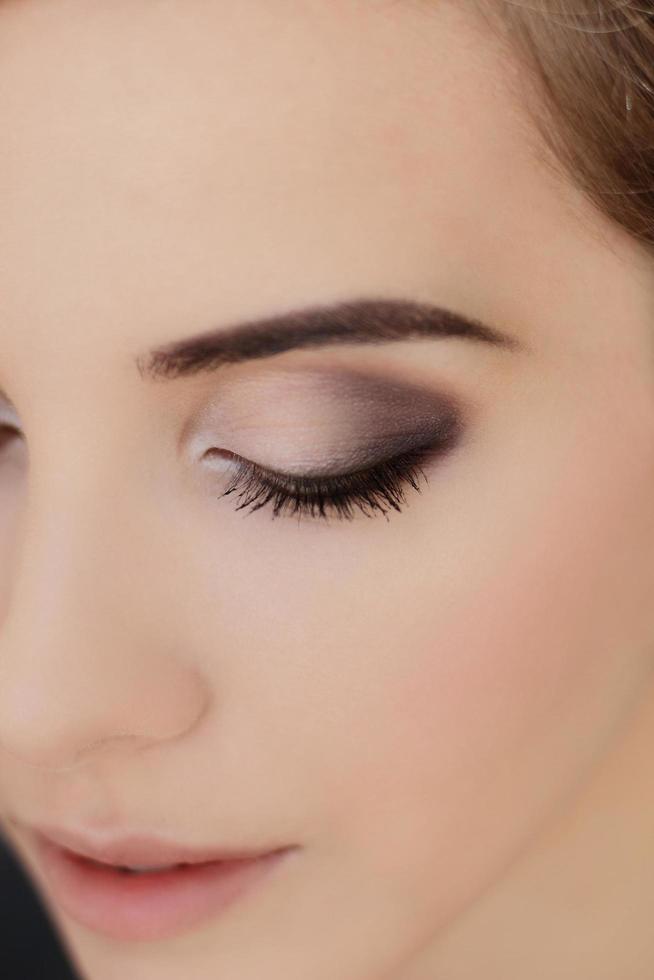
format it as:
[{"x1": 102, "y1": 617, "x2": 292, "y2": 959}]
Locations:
[{"x1": 187, "y1": 365, "x2": 466, "y2": 477}]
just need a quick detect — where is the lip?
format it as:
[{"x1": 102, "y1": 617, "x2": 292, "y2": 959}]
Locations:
[
  {"x1": 30, "y1": 823, "x2": 276, "y2": 868},
  {"x1": 26, "y1": 827, "x2": 298, "y2": 942}
]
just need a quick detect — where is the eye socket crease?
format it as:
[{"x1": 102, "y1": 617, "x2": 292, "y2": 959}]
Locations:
[{"x1": 135, "y1": 296, "x2": 527, "y2": 383}]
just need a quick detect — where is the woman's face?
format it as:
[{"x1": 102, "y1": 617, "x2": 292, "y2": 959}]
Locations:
[{"x1": 0, "y1": 2, "x2": 653, "y2": 979}]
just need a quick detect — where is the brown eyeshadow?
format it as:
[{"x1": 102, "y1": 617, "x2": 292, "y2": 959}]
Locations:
[{"x1": 191, "y1": 366, "x2": 465, "y2": 476}]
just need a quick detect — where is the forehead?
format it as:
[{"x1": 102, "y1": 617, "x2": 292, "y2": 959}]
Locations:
[{"x1": 0, "y1": 0, "x2": 603, "y2": 381}]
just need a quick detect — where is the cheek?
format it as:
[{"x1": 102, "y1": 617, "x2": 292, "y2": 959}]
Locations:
[{"x1": 302, "y1": 402, "x2": 654, "y2": 919}]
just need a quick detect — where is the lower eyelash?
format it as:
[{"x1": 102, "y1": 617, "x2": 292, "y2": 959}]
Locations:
[{"x1": 215, "y1": 442, "x2": 448, "y2": 523}]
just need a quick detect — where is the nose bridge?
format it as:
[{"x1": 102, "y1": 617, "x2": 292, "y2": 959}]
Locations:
[
  {"x1": 0, "y1": 438, "x2": 209, "y2": 771},
  {"x1": 9, "y1": 426, "x2": 139, "y2": 639}
]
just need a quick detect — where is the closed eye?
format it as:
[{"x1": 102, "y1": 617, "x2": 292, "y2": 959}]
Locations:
[
  {"x1": 204, "y1": 425, "x2": 462, "y2": 524},
  {"x1": 0, "y1": 424, "x2": 23, "y2": 450}
]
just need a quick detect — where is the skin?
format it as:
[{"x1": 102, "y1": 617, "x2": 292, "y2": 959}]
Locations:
[{"x1": 0, "y1": 1, "x2": 653, "y2": 978}]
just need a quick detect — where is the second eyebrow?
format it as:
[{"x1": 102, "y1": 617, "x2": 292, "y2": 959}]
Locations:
[{"x1": 136, "y1": 297, "x2": 525, "y2": 382}]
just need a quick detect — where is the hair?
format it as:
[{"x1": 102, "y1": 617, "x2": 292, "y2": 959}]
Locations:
[{"x1": 470, "y1": 0, "x2": 654, "y2": 257}]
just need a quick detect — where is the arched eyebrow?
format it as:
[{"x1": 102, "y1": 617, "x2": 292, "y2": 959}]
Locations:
[{"x1": 136, "y1": 297, "x2": 527, "y2": 382}]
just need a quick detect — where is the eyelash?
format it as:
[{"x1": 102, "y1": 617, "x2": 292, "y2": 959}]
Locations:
[
  {"x1": 0, "y1": 424, "x2": 22, "y2": 451},
  {"x1": 214, "y1": 440, "x2": 454, "y2": 524}
]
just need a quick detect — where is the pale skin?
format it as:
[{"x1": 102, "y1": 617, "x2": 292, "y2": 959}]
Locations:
[{"x1": 0, "y1": 1, "x2": 653, "y2": 978}]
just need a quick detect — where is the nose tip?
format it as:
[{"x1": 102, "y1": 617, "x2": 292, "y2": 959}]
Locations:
[{"x1": 0, "y1": 622, "x2": 211, "y2": 772}]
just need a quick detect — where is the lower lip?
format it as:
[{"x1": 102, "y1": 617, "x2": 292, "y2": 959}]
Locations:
[{"x1": 33, "y1": 836, "x2": 295, "y2": 942}]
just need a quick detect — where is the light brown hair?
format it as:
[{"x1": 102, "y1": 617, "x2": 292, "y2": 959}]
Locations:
[{"x1": 472, "y1": 1, "x2": 654, "y2": 256}]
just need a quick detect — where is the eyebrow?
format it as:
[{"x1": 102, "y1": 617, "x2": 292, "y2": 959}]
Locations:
[{"x1": 136, "y1": 297, "x2": 525, "y2": 382}]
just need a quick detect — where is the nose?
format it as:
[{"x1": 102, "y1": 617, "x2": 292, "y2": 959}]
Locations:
[{"x1": 0, "y1": 456, "x2": 210, "y2": 772}]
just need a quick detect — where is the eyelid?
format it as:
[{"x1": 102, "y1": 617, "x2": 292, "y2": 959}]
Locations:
[
  {"x1": 0, "y1": 406, "x2": 21, "y2": 427},
  {"x1": 183, "y1": 365, "x2": 465, "y2": 456},
  {"x1": 0, "y1": 422, "x2": 23, "y2": 439},
  {"x1": 205, "y1": 413, "x2": 464, "y2": 523},
  {"x1": 201, "y1": 402, "x2": 463, "y2": 478}
]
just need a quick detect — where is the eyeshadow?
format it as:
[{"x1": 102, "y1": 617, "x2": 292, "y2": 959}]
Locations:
[{"x1": 189, "y1": 366, "x2": 463, "y2": 476}]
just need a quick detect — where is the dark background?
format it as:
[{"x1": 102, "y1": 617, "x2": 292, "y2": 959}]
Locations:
[{"x1": 0, "y1": 839, "x2": 80, "y2": 979}]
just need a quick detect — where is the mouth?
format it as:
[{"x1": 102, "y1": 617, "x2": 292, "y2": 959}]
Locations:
[{"x1": 28, "y1": 829, "x2": 299, "y2": 943}]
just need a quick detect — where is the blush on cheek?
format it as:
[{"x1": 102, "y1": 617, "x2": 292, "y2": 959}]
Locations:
[
  {"x1": 344, "y1": 445, "x2": 654, "y2": 921},
  {"x1": 402, "y1": 506, "x2": 646, "y2": 794},
  {"x1": 444, "y1": 409, "x2": 654, "y2": 768}
]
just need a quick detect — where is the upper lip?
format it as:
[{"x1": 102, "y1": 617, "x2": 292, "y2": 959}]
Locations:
[{"x1": 28, "y1": 824, "x2": 287, "y2": 868}]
